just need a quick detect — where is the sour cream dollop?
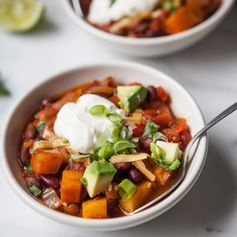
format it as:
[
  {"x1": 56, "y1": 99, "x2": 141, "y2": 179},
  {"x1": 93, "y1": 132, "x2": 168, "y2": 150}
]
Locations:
[
  {"x1": 88, "y1": 0, "x2": 159, "y2": 25},
  {"x1": 54, "y1": 94, "x2": 123, "y2": 153}
]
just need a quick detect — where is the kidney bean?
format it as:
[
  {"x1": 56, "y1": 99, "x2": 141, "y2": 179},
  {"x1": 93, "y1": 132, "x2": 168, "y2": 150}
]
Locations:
[
  {"x1": 65, "y1": 162, "x2": 86, "y2": 172},
  {"x1": 38, "y1": 174, "x2": 60, "y2": 189},
  {"x1": 114, "y1": 162, "x2": 131, "y2": 173},
  {"x1": 24, "y1": 124, "x2": 37, "y2": 139},
  {"x1": 147, "y1": 86, "x2": 157, "y2": 101},
  {"x1": 19, "y1": 147, "x2": 31, "y2": 167},
  {"x1": 128, "y1": 168, "x2": 143, "y2": 184},
  {"x1": 138, "y1": 137, "x2": 152, "y2": 153},
  {"x1": 25, "y1": 176, "x2": 41, "y2": 188}
]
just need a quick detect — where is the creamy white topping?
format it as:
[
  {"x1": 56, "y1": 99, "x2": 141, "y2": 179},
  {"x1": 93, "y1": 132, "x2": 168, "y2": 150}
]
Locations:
[
  {"x1": 88, "y1": 0, "x2": 159, "y2": 25},
  {"x1": 54, "y1": 94, "x2": 123, "y2": 153}
]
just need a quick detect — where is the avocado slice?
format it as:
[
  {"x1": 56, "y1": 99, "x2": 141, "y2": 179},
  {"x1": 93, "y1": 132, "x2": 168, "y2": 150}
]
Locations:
[
  {"x1": 82, "y1": 160, "x2": 117, "y2": 198},
  {"x1": 117, "y1": 86, "x2": 147, "y2": 112},
  {"x1": 156, "y1": 141, "x2": 182, "y2": 165}
]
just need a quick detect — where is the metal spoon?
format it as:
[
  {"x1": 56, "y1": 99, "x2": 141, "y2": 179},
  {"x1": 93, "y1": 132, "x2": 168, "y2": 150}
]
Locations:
[{"x1": 121, "y1": 102, "x2": 237, "y2": 215}]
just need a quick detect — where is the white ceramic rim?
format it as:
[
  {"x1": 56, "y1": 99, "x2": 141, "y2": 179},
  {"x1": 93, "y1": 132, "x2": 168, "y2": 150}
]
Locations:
[
  {"x1": 62, "y1": 0, "x2": 234, "y2": 46},
  {"x1": 1, "y1": 61, "x2": 208, "y2": 230}
]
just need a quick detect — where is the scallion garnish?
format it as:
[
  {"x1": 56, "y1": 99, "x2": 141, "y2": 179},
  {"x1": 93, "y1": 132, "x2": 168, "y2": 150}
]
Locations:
[
  {"x1": 28, "y1": 184, "x2": 41, "y2": 197},
  {"x1": 143, "y1": 120, "x2": 159, "y2": 139},
  {"x1": 89, "y1": 104, "x2": 109, "y2": 116},
  {"x1": 113, "y1": 139, "x2": 136, "y2": 153},
  {"x1": 36, "y1": 120, "x2": 46, "y2": 132},
  {"x1": 98, "y1": 142, "x2": 114, "y2": 159}
]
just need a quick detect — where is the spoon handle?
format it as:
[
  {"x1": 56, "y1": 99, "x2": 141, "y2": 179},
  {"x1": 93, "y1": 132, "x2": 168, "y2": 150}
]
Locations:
[{"x1": 190, "y1": 102, "x2": 237, "y2": 146}]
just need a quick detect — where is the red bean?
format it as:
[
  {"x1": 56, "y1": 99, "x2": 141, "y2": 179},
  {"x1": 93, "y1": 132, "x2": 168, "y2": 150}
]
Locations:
[
  {"x1": 24, "y1": 124, "x2": 37, "y2": 139},
  {"x1": 128, "y1": 168, "x2": 143, "y2": 184},
  {"x1": 65, "y1": 162, "x2": 86, "y2": 171},
  {"x1": 147, "y1": 86, "x2": 157, "y2": 101},
  {"x1": 19, "y1": 147, "x2": 31, "y2": 167},
  {"x1": 114, "y1": 162, "x2": 131, "y2": 173},
  {"x1": 38, "y1": 174, "x2": 60, "y2": 189},
  {"x1": 138, "y1": 137, "x2": 152, "y2": 153}
]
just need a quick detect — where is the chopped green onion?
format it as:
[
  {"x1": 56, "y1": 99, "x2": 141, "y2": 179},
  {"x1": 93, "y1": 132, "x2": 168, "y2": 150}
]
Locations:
[
  {"x1": 98, "y1": 142, "x2": 114, "y2": 159},
  {"x1": 118, "y1": 179, "x2": 137, "y2": 200},
  {"x1": 113, "y1": 139, "x2": 136, "y2": 153},
  {"x1": 107, "y1": 113, "x2": 123, "y2": 125},
  {"x1": 143, "y1": 120, "x2": 159, "y2": 139},
  {"x1": 120, "y1": 126, "x2": 132, "y2": 140},
  {"x1": 89, "y1": 104, "x2": 109, "y2": 116},
  {"x1": 152, "y1": 132, "x2": 168, "y2": 143},
  {"x1": 111, "y1": 126, "x2": 120, "y2": 141},
  {"x1": 81, "y1": 177, "x2": 88, "y2": 186},
  {"x1": 36, "y1": 120, "x2": 46, "y2": 132},
  {"x1": 28, "y1": 184, "x2": 41, "y2": 197},
  {"x1": 25, "y1": 159, "x2": 32, "y2": 171}
]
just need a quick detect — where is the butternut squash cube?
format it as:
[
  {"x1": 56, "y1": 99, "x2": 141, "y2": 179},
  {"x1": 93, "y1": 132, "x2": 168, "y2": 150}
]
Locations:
[
  {"x1": 61, "y1": 170, "x2": 84, "y2": 203},
  {"x1": 153, "y1": 166, "x2": 173, "y2": 186},
  {"x1": 119, "y1": 181, "x2": 152, "y2": 213},
  {"x1": 82, "y1": 197, "x2": 107, "y2": 218},
  {"x1": 31, "y1": 149, "x2": 64, "y2": 174},
  {"x1": 165, "y1": 6, "x2": 202, "y2": 34}
]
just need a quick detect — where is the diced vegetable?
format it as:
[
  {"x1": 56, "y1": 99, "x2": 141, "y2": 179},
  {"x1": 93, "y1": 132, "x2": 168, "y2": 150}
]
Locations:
[
  {"x1": 117, "y1": 86, "x2": 148, "y2": 112},
  {"x1": 42, "y1": 187, "x2": 61, "y2": 209},
  {"x1": 61, "y1": 170, "x2": 84, "y2": 203},
  {"x1": 28, "y1": 184, "x2": 41, "y2": 197},
  {"x1": 110, "y1": 153, "x2": 148, "y2": 164},
  {"x1": 153, "y1": 166, "x2": 173, "y2": 186},
  {"x1": 119, "y1": 181, "x2": 152, "y2": 213},
  {"x1": 113, "y1": 139, "x2": 136, "y2": 153},
  {"x1": 89, "y1": 104, "x2": 108, "y2": 116},
  {"x1": 31, "y1": 149, "x2": 64, "y2": 174},
  {"x1": 118, "y1": 179, "x2": 137, "y2": 200},
  {"x1": 82, "y1": 160, "x2": 117, "y2": 197},
  {"x1": 132, "y1": 160, "x2": 155, "y2": 182},
  {"x1": 165, "y1": 6, "x2": 202, "y2": 34},
  {"x1": 98, "y1": 142, "x2": 113, "y2": 159},
  {"x1": 82, "y1": 197, "x2": 107, "y2": 218},
  {"x1": 150, "y1": 141, "x2": 182, "y2": 170}
]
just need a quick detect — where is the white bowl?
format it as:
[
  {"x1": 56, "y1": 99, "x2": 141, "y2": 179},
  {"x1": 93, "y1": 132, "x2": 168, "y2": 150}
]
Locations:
[
  {"x1": 1, "y1": 62, "x2": 207, "y2": 231},
  {"x1": 62, "y1": 0, "x2": 234, "y2": 57}
]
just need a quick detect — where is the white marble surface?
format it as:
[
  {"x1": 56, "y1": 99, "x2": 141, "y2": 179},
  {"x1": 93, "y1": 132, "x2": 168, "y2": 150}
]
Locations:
[{"x1": 0, "y1": 1, "x2": 237, "y2": 236}]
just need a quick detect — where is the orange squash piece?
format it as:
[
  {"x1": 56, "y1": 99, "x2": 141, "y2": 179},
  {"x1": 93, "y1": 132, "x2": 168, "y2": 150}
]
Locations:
[
  {"x1": 187, "y1": 0, "x2": 209, "y2": 18},
  {"x1": 153, "y1": 166, "x2": 173, "y2": 186},
  {"x1": 82, "y1": 198, "x2": 107, "y2": 218},
  {"x1": 119, "y1": 181, "x2": 152, "y2": 213},
  {"x1": 31, "y1": 149, "x2": 64, "y2": 174},
  {"x1": 165, "y1": 6, "x2": 202, "y2": 34},
  {"x1": 61, "y1": 170, "x2": 84, "y2": 203}
]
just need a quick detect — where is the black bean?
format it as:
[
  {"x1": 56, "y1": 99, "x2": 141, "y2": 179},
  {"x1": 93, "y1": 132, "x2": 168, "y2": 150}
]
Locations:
[
  {"x1": 147, "y1": 86, "x2": 157, "y2": 101},
  {"x1": 136, "y1": 21, "x2": 149, "y2": 34},
  {"x1": 138, "y1": 137, "x2": 152, "y2": 153},
  {"x1": 19, "y1": 147, "x2": 31, "y2": 167},
  {"x1": 114, "y1": 162, "x2": 131, "y2": 173},
  {"x1": 38, "y1": 174, "x2": 60, "y2": 189},
  {"x1": 128, "y1": 168, "x2": 143, "y2": 184}
]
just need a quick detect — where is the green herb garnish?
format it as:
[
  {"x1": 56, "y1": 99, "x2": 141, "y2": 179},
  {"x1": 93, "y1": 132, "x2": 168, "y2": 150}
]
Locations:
[
  {"x1": 28, "y1": 184, "x2": 41, "y2": 197},
  {"x1": 143, "y1": 120, "x2": 159, "y2": 139},
  {"x1": 98, "y1": 142, "x2": 114, "y2": 159},
  {"x1": 36, "y1": 120, "x2": 46, "y2": 132}
]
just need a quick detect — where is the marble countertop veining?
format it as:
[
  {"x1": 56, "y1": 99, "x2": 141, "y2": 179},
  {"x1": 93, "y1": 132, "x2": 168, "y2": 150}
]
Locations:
[{"x1": 0, "y1": 1, "x2": 237, "y2": 236}]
